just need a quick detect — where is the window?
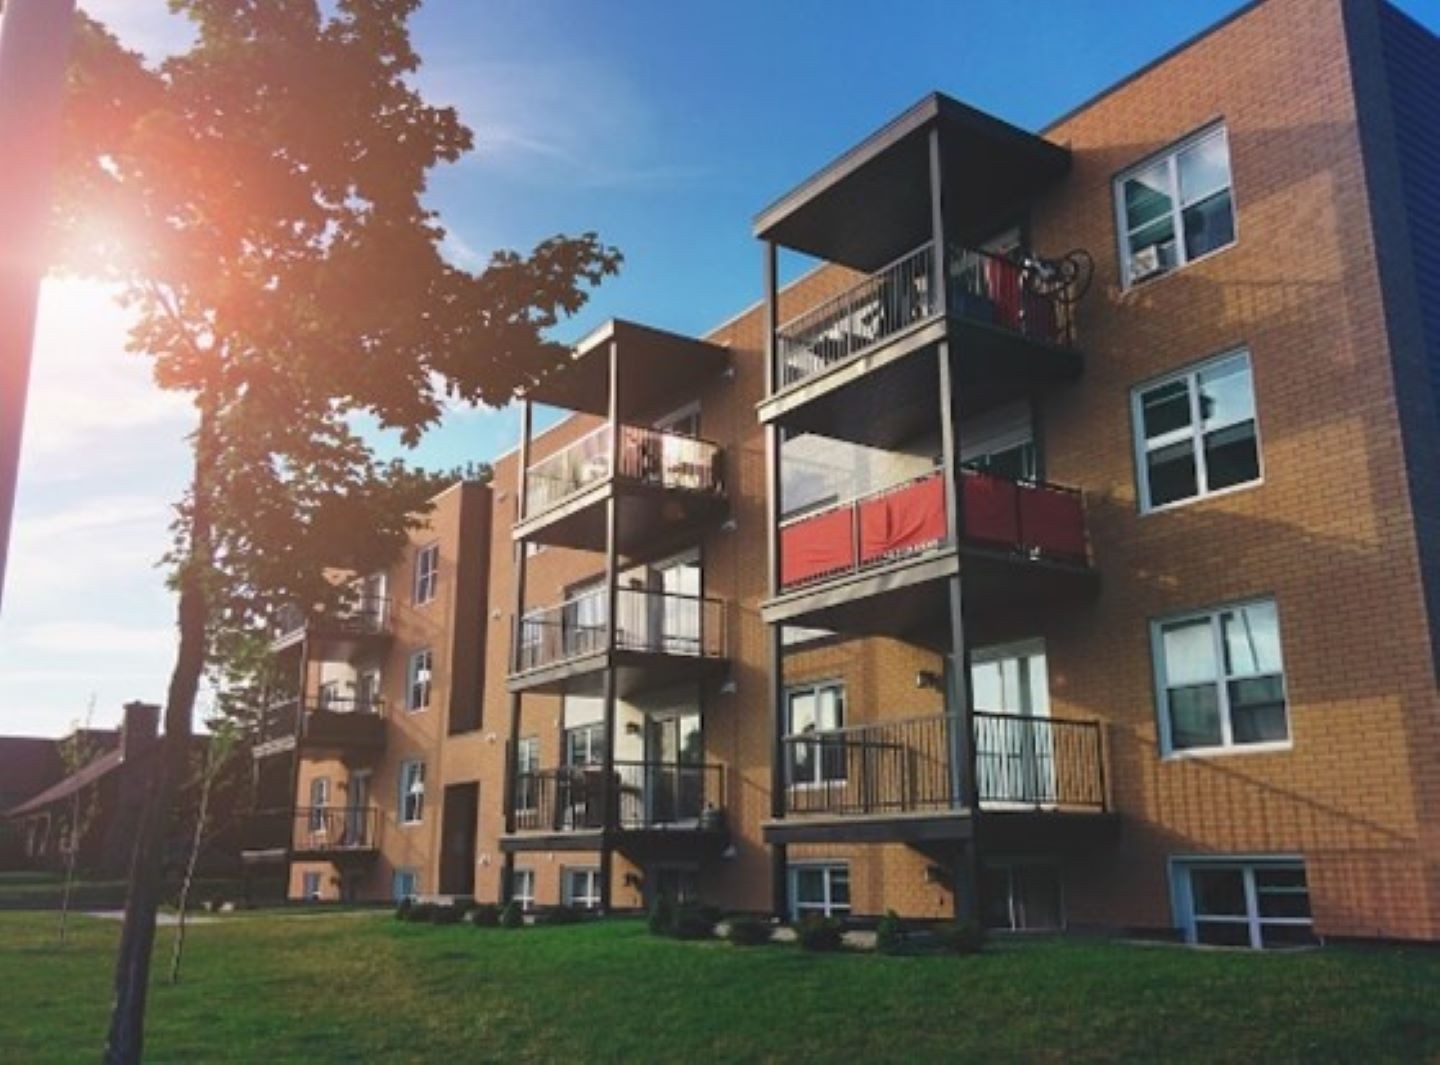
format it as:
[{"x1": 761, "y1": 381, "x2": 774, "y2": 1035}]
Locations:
[
  {"x1": 392, "y1": 867, "x2": 419, "y2": 902},
  {"x1": 1116, "y1": 125, "x2": 1235, "y2": 285},
  {"x1": 983, "y1": 862, "x2": 1063, "y2": 931},
  {"x1": 302, "y1": 871, "x2": 322, "y2": 901},
  {"x1": 1133, "y1": 350, "x2": 1260, "y2": 511},
  {"x1": 512, "y1": 868, "x2": 536, "y2": 912},
  {"x1": 317, "y1": 681, "x2": 341, "y2": 710},
  {"x1": 1154, "y1": 599, "x2": 1289, "y2": 755},
  {"x1": 563, "y1": 867, "x2": 601, "y2": 910},
  {"x1": 789, "y1": 863, "x2": 851, "y2": 919},
  {"x1": 398, "y1": 760, "x2": 426, "y2": 825},
  {"x1": 413, "y1": 543, "x2": 439, "y2": 605},
  {"x1": 308, "y1": 777, "x2": 330, "y2": 832},
  {"x1": 515, "y1": 736, "x2": 539, "y2": 813},
  {"x1": 1175, "y1": 859, "x2": 1314, "y2": 948},
  {"x1": 356, "y1": 670, "x2": 381, "y2": 714},
  {"x1": 564, "y1": 722, "x2": 605, "y2": 768},
  {"x1": 785, "y1": 681, "x2": 846, "y2": 786},
  {"x1": 406, "y1": 649, "x2": 432, "y2": 712}
]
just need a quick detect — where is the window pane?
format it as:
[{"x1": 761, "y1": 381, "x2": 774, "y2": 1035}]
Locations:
[
  {"x1": 1183, "y1": 189, "x2": 1235, "y2": 260},
  {"x1": 1127, "y1": 218, "x2": 1177, "y2": 279},
  {"x1": 1257, "y1": 892, "x2": 1312, "y2": 920},
  {"x1": 1203, "y1": 422, "x2": 1259, "y2": 491},
  {"x1": 1124, "y1": 162, "x2": 1174, "y2": 230},
  {"x1": 1197, "y1": 358, "x2": 1254, "y2": 429},
  {"x1": 1222, "y1": 603, "x2": 1282, "y2": 676},
  {"x1": 1169, "y1": 684, "x2": 1223, "y2": 749},
  {"x1": 1147, "y1": 440, "x2": 1198, "y2": 506},
  {"x1": 1255, "y1": 867, "x2": 1307, "y2": 891},
  {"x1": 817, "y1": 686, "x2": 843, "y2": 730},
  {"x1": 1260, "y1": 923, "x2": 1317, "y2": 948},
  {"x1": 794, "y1": 869, "x2": 824, "y2": 905},
  {"x1": 1142, "y1": 380, "x2": 1192, "y2": 442},
  {"x1": 1163, "y1": 619, "x2": 1218, "y2": 686},
  {"x1": 1178, "y1": 133, "x2": 1231, "y2": 206},
  {"x1": 789, "y1": 691, "x2": 816, "y2": 734},
  {"x1": 1196, "y1": 920, "x2": 1252, "y2": 947},
  {"x1": 829, "y1": 868, "x2": 851, "y2": 907},
  {"x1": 1228, "y1": 676, "x2": 1288, "y2": 744},
  {"x1": 1191, "y1": 868, "x2": 1247, "y2": 916}
]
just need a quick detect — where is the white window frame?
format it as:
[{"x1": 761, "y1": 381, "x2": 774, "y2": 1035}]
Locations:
[
  {"x1": 512, "y1": 868, "x2": 536, "y2": 912},
  {"x1": 516, "y1": 736, "x2": 540, "y2": 812},
  {"x1": 1152, "y1": 598, "x2": 1290, "y2": 758},
  {"x1": 1171, "y1": 856, "x2": 1313, "y2": 949},
  {"x1": 406, "y1": 649, "x2": 433, "y2": 712},
  {"x1": 301, "y1": 871, "x2": 323, "y2": 901},
  {"x1": 398, "y1": 760, "x2": 426, "y2": 825},
  {"x1": 562, "y1": 866, "x2": 601, "y2": 910},
  {"x1": 788, "y1": 862, "x2": 851, "y2": 920},
  {"x1": 392, "y1": 867, "x2": 419, "y2": 902},
  {"x1": 1114, "y1": 123, "x2": 1236, "y2": 288},
  {"x1": 308, "y1": 777, "x2": 330, "y2": 833},
  {"x1": 1132, "y1": 349, "x2": 1263, "y2": 514},
  {"x1": 784, "y1": 680, "x2": 846, "y2": 787},
  {"x1": 413, "y1": 543, "x2": 439, "y2": 605}
]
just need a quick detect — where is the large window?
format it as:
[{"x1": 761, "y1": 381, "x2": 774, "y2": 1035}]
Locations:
[
  {"x1": 398, "y1": 760, "x2": 426, "y2": 825},
  {"x1": 1175, "y1": 859, "x2": 1314, "y2": 948},
  {"x1": 511, "y1": 868, "x2": 536, "y2": 912},
  {"x1": 407, "y1": 649, "x2": 433, "y2": 712},
  {"x1": 515, "y1": 736, "x2": 539, "y2": 813},
  {"x1": 785, "y1": 681, "x2": 846, "y2": 786},
  {"x1": 563, "y1": 867, "x2": 601, "y2": 910},
  {"x1": 307, "y1": 777, "x2": 329, "y2": 832},
  {"x1": 392, "y1": 867, "x2": 419, "y2": 902},
  {"x1": 1116, "y1": 125, "x2": 1235, "y2": 285},
  {"x1": 413, "y1": 543, "x2": 439, "y2": 605},
  {"x1": 1154, "y1": 599, "x2": 1289, "y2": 755},
  {"x1": 789, "y1": 863, "x2": 851, "y2": 919},
  {"x1": 1133, "y1": 350, "x2": 1260, "y2": 511},
  {"x1": 564, "y1": 722, "x2": 605, "y2": 768}
]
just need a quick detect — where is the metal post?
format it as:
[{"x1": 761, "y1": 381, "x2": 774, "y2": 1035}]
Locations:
[
  {"x1": 598, "y1": 341, "x2": 620, "y2": 913},
  {"x1": 928, "y1": 126, "x2": 949, "y2": 320},
  {"x1": 0, "y1": 0, "x2": 77, "y2": 612},
  {"x1": 762, "y1": 239, "x2": 789, "y2": 917},
  {"x1": 502, "y1": 399, "x2": 533, "y2": 901}
]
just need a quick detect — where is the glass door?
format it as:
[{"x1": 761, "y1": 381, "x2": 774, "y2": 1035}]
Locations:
[
  {"x1": 971, "y1": 641, "x2": 1053, "y2": 806},
  {"x1": 655, "y1": 552, "x2": 701, "y2": 654},
  {"x1": 346, "y1": 771, "x2": 371, "y2": 846},
  {"x1": 644, "y1": 711, "x2": 703, "y2": 825}
]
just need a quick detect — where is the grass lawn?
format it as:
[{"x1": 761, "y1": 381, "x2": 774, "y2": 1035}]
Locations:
[
  {"x1": 1, "y1": 911, "x2": 1438, "y2": 1063},
  {"x1": 0, "y1": 871, "x2": 245, "y2": 911}
]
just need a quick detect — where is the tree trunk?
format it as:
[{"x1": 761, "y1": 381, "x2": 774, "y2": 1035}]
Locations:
[
  {"x1": 103, "y1": 403, "x2": 214, "y2": 1064},
  {"x1": 168, "y1": 749, "x2": 215, "y2": 985},
  {"x1": 58, "y1": 790, "x2": 79, "y2": 945}
]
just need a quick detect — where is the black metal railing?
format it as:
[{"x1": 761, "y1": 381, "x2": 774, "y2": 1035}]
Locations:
[
  {"x1": 775, "y1": 242, "x2": 1075, "y2": 389},
  {"x1": 243, "y1": 806, "x2": 380, "y2": 854},
  {"x1": 273, "y1": 596, "x2": 392, "y2": 643},
  {"x1": 512, "y1": 587, "x2": 726, "y2": 673},
  {"x1": 255, "y1": 695, "x2": 386, "y2": 747},
  {"x1": 512, "y1": 760, "x2": 725, "y2": 833},
  {"x1": 781, "y1": 711, "x2": 1104, "y2": 817},
  {"x1": 523, "y1": 424, "x2": 724, "y2": 520}
]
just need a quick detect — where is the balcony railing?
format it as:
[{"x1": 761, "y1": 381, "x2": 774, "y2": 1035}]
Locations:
[
  {"x1": 522, "y1": 424, "x2": 724, "y2": 520},
  {"x1": 781, "y1": 711, "x2": 1104, "y2": 818},
  {"x1": 775, "y1": 241, "x2": 1075, "y2": 389},
  {"x1": 256, "y1": 695, "x2": 386, "y2": 747},
  {"x1": 273, "y1": 596, "x2": 392, "y2": 644},
  {"x1": 513, "y1": 586, "x2": 726, "y2": 673},
  {"x1": 243, "y1": 806, "x2": 380, "y2": 854},
  {"x1": 512, "y1": 760, "x2": 725, "y2": 833},
  {"x1": 778, "y1": 468, "x2": 1088, "y2": 591}
]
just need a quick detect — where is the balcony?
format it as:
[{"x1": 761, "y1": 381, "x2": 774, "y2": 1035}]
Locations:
[
  {"x1": 504, "y1": 760, "x2": 728, "y2": 858},
  {"x1": 269, "y1": 596, "x2": 392, "y2": 655},
  {"x1": 252, "y1": 696, "x2": 386, "y2": 759},
  {"x1": 508, "y1": 586, "x2": 727, "y2": 696},
  {"x1": 766, "y1": 468, "x2": 1096, "y2": 636},
  {"x1": 764, "y1": 711, "x2": 1113, "y2": 850},
  {"x1": 240, "y1": 805, "x2": 381, "y2": 863}
]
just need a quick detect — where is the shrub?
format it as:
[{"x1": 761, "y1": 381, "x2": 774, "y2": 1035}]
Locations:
[
  {"x1": 875, "y1": 909, "x2": 905, "y2": 954},
  {"x1": 934, "y1": 919, "x2": 985, "y2": 955},
  {"x1": 648, "y1": 894, "x2": 675, "y2": 936},
  {"x1": 404, "y1": 901, "x2": 435, "y2": 923},
  {"x1": 793, "y1": 914, "x2": 845, "y2": 953},
  {"x1": 394, "y1": 898, "x2": 413, "y2": 921},
  {"x1": 468, "y1": 903, "x2": 500, "y2": 928},
  {"x1": 671, "y1": 904, "x2": 720, "y2": 941},
  {"x1": 499, "y1": 900, "x2": 525, "y2": 929},
  {"x1": 541, "y1": 905, "x2": 585, "y2": 926},
  {"x1": 726, "y1": 916, "x2": 773, "y2": 947},
  {"x1": 430, "y1": 901, "x2": 468, "y2": 925}
]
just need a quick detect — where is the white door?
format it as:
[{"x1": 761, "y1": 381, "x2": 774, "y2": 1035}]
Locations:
[
  {"x1": 971, "y1": 641, "x2": 1053, "y2": 806},
  {"x1": 346, "y1": 771, "x2": 372, "y2": 847}
]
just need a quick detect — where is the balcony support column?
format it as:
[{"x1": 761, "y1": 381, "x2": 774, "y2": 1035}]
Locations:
[
  {"x1": 928, "y1": 125, "x2": 948, "y2": 317},
  {"x1": 763, "y1": 238, "x2": 789, "y2": 918},
  {"x1": 502, "y1": 398, "x2": 534, "y2": 904},
  {"x1": 598, "y1": 342, "x2": 621, "y2": 914}
]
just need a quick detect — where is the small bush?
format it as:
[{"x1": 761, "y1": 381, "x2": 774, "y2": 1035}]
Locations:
[
  {"x1": 430, "y1": 901, "x2": 468, "y2": 925},
  {"x1": 394, "y1": 898, "x2": 413, "y2": 921},
  {"x1": 793, "y1": 914, "x2": 845, "y2": 953},
  {"x1": 875, "y1": 910, "x2": 905, "y2": 954},
  {"x1": 672, "y1": 904, "x2": 720, "y2": 941},
  {"x1": 404, "y1": 901, "x2": 435, "y2": 923},
  {"x1": 468, "y1": 904, "x2": 500, "y2": 928},
  {"x1": 726, "y1": 916, "x2": 773, "y2": 947},
  {"x1": 541, "y1": 905, "x2": 585, "y2": 926},
  {"x1": 499, "y1": 900, "x2": 525, "y2": 929},
  {"x1": 934, "y1": 919, "x2": 985, "y2": 955},
  {"x1": 648, "y1": 894, "x2": 675, "y2": 937}
]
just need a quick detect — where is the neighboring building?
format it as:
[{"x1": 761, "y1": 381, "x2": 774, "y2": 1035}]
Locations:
[{"x1": 258, "y1": 0, "x2": 1440, "y2": 946}]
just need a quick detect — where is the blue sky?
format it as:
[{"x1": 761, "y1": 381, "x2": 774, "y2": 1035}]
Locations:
[{"x1": 5, "y1": 0, "x2": 1437, "y2": 736}]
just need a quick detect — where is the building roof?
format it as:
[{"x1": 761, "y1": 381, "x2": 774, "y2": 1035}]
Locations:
[
  {"x1": 0, "y1": 737, "x2": 63, "y2": 808},
  {"x1": 5, "y1": 747, "x2": 124, "y2": 817}
]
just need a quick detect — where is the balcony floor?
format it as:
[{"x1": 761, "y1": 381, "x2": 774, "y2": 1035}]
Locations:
[
  {"x1": 500, "y1": 825, "x2": 730, "y2": 860},
  {"x1": 763, "y1": 807, "x2": 1117, "y2": 851},
  {"x1": 507, "y1": 648, "x2": 729, "y2": 697}
]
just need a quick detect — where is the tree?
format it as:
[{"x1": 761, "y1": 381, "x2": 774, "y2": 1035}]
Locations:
[
  {"x1": 168, "y1": 719, "x2": 238, "y2": 985},
  {"x1": 56, "y1": 695, "x2": 101, "y2": 947},
  {"x1": 51, "y1": 3, "x2": 621, "y2": 1060}
]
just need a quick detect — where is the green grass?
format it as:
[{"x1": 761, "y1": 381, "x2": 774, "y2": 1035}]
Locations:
[
  {"x1": 0, "y1": 872, "x2": 247, "y2": 910},
  {"x1": 1, "y1": 911, "x2": 1438, "y2": 1063}
]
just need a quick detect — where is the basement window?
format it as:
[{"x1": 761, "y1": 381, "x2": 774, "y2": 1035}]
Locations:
[
  {"x1": 789, "y1": 863, "x2": 851, "y2": 920},
  {"x1": 1174, "y1": 858, "x2": 1315, "y2": 948}
]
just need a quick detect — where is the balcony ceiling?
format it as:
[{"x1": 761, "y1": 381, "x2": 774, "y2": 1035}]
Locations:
[
  {"x1": 754, "y1": 93, "x2": 1071, "y2": 272},
  {"x1": 521, "y1": 319, "x2": 729, "y2": 418}
]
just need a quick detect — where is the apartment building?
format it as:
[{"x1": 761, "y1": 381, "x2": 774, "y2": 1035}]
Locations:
[{"x1": 250, "y1": 0, "x2": 1440, "y2": 945}]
